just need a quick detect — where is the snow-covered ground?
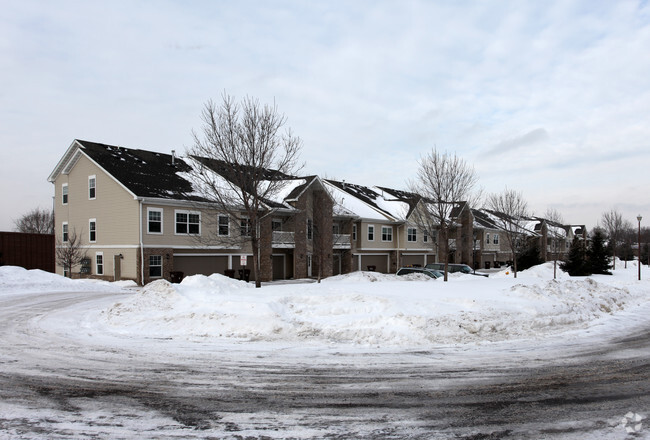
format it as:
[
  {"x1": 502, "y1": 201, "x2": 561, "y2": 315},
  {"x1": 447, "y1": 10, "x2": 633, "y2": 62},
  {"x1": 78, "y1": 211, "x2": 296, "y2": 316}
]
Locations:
[
  {"x1": 2, "y1": 261, "x2": 648, "y2": 349},
  {"x1": 1, "y1": 263, "x2": 648, "y2": 439}
]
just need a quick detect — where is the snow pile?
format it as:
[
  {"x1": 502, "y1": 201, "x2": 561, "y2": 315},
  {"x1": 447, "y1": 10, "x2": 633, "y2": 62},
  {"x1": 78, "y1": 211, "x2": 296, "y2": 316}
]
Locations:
[
  {"x1": 0, "y1": 266, "x2": 135, "y2": 295},
  {"x1": 98, "y1": 263, "x2": 650, "y2": 347}
]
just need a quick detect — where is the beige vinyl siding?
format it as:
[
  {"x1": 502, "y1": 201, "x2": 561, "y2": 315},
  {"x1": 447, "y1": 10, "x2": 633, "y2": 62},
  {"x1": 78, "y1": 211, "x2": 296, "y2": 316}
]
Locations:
[
  {"x1": 141, "y1": 203, "x2": 251, "y2": 250},
  {"x1": 53, "y1": 154, "x2": 140, "y2": 276},
  {"x1": 84, "y1": 247, "x2": 139, "y2": 281},
  {"x1": 357, "y1": 220, "x2": 399, "y2": 250}
]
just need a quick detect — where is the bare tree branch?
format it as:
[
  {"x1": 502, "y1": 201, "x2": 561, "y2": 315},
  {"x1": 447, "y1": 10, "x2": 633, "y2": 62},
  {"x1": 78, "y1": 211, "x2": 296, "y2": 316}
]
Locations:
[
  {"x1": 185, "y1": 93, "x2": 304, "y2": 287},
  {"x1": 544, "y1": 207, "x2": 565, "y2": 279},
  {"x1": 408, "y1": 149, "x2": 479, "y2": 281},
  {"x1": 600, "y1": 209, "x2": 624, "y2": 270},
  {"x1": 14, "y1": 208, "x2": 54, "y2": 234},
  {"x1": 55, "y1": 228, "x2": 87, "y2": 278},
  {"x1": 486, "y1": 188, "x2": 529, "y2": 278}
]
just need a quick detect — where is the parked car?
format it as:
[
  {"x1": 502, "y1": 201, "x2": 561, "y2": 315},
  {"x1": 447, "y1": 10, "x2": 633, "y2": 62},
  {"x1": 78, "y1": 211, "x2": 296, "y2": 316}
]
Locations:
[
  {"x1": 425, "y1": 263, "x2": 489, "y2": 277},
  {"x1": 396, "y1": 267, "x2": 444, "y2": 279}
]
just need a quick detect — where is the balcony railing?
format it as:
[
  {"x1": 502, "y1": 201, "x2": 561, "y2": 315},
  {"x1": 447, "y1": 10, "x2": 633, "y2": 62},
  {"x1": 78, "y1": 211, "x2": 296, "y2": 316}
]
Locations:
[
  {"x1": 271, "y1": 231, "x2": 351, "y2": 249},
  {"x1": 272, "y1": 231, "x2": 295, "y2": 248},
  {"x1": 333, "y1": 234, "x2": 351, "y2": 249}
]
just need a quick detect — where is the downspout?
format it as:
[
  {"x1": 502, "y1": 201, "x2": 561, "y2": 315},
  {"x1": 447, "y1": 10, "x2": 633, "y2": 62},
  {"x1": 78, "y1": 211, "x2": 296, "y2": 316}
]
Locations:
[{"x1": 139, "y1": 198, "x2": 144, "y2": 286}]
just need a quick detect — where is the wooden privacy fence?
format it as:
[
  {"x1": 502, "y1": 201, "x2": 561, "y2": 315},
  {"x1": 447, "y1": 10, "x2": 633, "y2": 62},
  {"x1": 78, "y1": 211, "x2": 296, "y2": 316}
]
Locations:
[{"x1": 0, "y1": 232, "x2": 55, "y2": 272}]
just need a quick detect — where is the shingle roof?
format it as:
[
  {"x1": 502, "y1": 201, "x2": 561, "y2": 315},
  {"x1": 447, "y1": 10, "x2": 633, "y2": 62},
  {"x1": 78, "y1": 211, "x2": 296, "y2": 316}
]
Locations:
[
  {"x1": 325, "y1": 180, "x2": 396, "y2": 219},
  {"x1": 77, "y1": 140, "x2": 199, "y2": 200}
]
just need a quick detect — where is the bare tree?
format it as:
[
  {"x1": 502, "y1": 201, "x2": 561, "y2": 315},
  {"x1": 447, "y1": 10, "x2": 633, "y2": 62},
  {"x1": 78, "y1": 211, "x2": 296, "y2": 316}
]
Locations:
[
  {"x1": 600, "y1": 209, "x2": 624, "y2": 270},
  {"x1": 55, "y1": 228, "x2": 87, "y2": 278},
  {"x1": 486, "y1": 188, "x2": 529, "y2": 278},
  {"x1": 544, "y1": 208, "x2": 565, "y2": 280},
  {"x1": 409, "y1": 149, "x2": 479, "y2": 281},
  {"x1": 620, "y1": 219, "x2": 635, "y2": 268},
  {"x1": 14, "y1": 208, "x2": 54, "y2": 234},
  {"x1": 186, "y1": 93, "x2": 303, "y2": 288}
]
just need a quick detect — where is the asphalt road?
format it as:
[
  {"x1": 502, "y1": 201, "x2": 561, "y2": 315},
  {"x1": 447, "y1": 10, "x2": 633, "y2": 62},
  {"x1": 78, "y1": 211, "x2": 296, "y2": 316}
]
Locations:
[{"x1": 0, "y1": 290, "x2": 648, "y2": 439}]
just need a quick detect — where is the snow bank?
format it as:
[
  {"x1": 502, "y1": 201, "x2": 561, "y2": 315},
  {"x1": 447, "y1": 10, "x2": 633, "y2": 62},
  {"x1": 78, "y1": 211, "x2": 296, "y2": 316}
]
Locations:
[
  {"x1": 98, "y1": 263, "x2": 650, "y2": 347},
  {"x1": 0, "y1": 266, "x2": 136, "y2": 295}
]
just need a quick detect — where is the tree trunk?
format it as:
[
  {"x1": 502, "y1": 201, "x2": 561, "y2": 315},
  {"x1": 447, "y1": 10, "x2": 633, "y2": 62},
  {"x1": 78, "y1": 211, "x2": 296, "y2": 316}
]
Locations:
[{"x1": 441, "y1": 226, "x2": 449, "y2": 282}]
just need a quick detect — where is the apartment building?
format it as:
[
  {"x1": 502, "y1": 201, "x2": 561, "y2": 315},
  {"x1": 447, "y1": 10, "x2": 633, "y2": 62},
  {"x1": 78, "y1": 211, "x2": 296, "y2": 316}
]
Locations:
[{"x1": 49, "y1": 140, "x2": 579, "y2": 283}]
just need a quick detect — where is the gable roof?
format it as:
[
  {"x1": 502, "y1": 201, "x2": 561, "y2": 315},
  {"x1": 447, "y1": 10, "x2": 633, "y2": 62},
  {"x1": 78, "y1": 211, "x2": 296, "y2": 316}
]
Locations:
[
  {"x1": 49, "y1": 140, "x2": 322, "y2": 210},
  {"x1": 49, "y1": 140, "x2": 199, "y2": 201},
  {"x1": 324, "y1": 180, "x2": 410, "y2": 222}
]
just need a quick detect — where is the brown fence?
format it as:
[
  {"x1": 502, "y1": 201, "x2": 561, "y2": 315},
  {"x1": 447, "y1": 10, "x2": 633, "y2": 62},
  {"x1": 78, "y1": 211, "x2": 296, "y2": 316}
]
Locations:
[{"x1": 0, "y1": 232, "x2": 55, "y2": 272}]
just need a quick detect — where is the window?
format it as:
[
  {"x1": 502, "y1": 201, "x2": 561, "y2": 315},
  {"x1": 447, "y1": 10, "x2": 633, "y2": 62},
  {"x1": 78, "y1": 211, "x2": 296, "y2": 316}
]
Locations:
[
  {"x1": 62, "y1": 222, "x2": 68, "y2": 242},
  {"x1": 423, "y1": 230, "x2": 428, "y2": 243},
  {"x1": 175, "y1": 210, "x2": 200, "y2": 235},
  {"x1": 367, "y1": 225, "x2": 375, "y2": 241},
  {"x1": 352, "y1": 224, "x2": 357, "y2": 241},
  {"x1": 407, "y1": 227, "x2": 417, "y2": 242},
  {"x1": 88, "y1": 175, "x2": 96, "y2": 199},
  {"x1": 149, "y1": 255, "x2": 162, "y2": 278},
  {"x1": 147, "y1": 208, "x2": 163, "y2": 234},
  {"x1": 493, "y1": 234, "x2": 499, "y2": 244},
  {"x1": 272, "y1": 219, "x2": 282, "y2": 231},
  {"x1": 486, "y1": 233, "x2": 490, "y2": 244},
  {"x1": 307, "y1": 219, "x2": 313, "y2": 240},
  {"x1": 95, "y1": 252, "x2": 103, "y2": 275},
  {"x1": 332, "y1": 223, "x2": 340, "y2": 235},
  {"x1": 381, "y1": 226, "x2": 393, "y2": 242},
  {"x1": 218, "y1": 215, "x2": 229, "y2": 236},
  {"x1": 62, "y1": 184, "x2": 68, "y2": 205},
  {"x1": 89, "y1": 219, "x2": 96, "y2": 242},
  {"x1": 240, "y1": 218, "x2": 251, "y2": 236}
]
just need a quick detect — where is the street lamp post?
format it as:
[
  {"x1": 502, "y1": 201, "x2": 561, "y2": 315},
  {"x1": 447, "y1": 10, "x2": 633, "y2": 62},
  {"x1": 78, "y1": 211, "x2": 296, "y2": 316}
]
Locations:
[{"x1": 637, "y1": 214, "x2": 642, "y2": 281}]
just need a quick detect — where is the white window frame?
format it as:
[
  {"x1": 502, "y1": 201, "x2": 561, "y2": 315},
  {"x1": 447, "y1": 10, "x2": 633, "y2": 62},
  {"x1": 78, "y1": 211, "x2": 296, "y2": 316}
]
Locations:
[
  {"x1": 423, "y1": 230, "x2": 428, "y2": 243},
  {"x1": 218, "y1": 214, "x2": 230, "y2": 236},
  {"x1": 89, "y1": 219, "x2": 97, "y2": 243},
  {"x1": 271, "y1": 219, "x2": 282, "y2": 232},
  {"x1": 149, "y1": 255, "x2": 162, "y2": 278},
  {"x1": 88, "y1": 175, "x2": 96, "y2": 200},
  {"x1": 486, "y1": 233, "x2": 490, "y2": 244},
  {"x1": 62, "y1": 222, "x2": 69, "y2": 243},
  {"x1": 367, "y1": 225, "x2": 375, "y2": 242},
  {"x1": 407, "y1": 227, "x2": 417, "y2": 242},
  {"x1": 240, "y1": 217, "x2": 251, "y2": 236},
  {"x1": 174, "y1": 210, "x2": 201, "y2": 235},
  {"x1": 352, "y1": 224, "x2": 357, "y2": 241},
  {"x1": 494, "y1": 234, "x2": 499, "y2": 245},
  {"x1": 381, "y1": 226, "x2": 393, "y2": 242},
  {"x1": 62, "y1": 183, "x2": 68, "y2": 205},
  {"x1": 95, "y1": 252, "x2": 104, "y2": 275},
  {"x1": 147, "y1": 208, "x2": 163, "y2": 234}
]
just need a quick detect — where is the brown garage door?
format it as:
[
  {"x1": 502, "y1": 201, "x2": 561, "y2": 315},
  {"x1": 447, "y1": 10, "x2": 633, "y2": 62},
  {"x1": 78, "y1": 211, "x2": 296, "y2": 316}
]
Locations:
[
  {"x1": 173, "y1": 256, "x2": 229, "y2": 277},
  {"x1": 402, "y1": 255, "x2": 426, "y2": 267},
  {"x1": 360, "y1": 254, "x2": 389, "y2": 273}
]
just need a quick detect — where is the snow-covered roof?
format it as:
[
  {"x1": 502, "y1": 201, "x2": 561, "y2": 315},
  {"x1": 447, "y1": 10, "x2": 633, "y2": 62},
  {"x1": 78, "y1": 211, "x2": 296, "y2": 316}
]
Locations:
[
  {"x1": 324, "y1": 180, "x2": 412, "y2": 222},
  {"x1": 50, "y1": 140, "x2": 314, "y2": 211}
]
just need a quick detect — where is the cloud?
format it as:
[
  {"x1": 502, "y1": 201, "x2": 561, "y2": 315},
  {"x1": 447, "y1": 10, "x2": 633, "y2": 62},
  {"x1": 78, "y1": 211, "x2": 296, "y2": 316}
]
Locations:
[{"x1": 483, "y1": 128, "x2": 550, "y2": 156}]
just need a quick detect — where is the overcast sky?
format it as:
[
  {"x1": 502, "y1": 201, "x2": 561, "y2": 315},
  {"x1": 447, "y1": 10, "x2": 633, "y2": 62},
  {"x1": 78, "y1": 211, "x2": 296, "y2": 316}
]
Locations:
[{"x1": 2, "y1": 0, "x2": 649, "y2": 231}]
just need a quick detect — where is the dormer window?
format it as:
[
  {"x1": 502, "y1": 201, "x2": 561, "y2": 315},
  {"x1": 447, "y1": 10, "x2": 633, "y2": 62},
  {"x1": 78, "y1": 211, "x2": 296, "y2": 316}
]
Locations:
[{"x1": 88, "y1": 175, "x2": 96, "y2": 200}]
